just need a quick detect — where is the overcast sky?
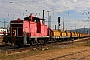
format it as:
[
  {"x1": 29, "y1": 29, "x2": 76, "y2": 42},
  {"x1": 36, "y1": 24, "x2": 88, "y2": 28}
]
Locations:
[{"x1": 0, "y1": 0, "x2": 90, "y2": 30}]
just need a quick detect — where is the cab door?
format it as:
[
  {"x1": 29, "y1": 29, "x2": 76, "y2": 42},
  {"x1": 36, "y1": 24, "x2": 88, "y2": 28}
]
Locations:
[{"x1": 12, "y1": 29, "x2": 16, "y2": 37}]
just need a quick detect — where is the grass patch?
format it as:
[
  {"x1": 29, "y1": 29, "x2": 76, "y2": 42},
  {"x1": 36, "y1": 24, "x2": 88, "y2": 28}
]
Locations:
[
  {"x1": 75, "y1": 42, "x2": 84, "y2": 46},
  {"x1": 1, "y1": 41, "x2": 88, "y2": 60},
  {"x1": 0, "y1": 45, "x2": 57, "y2": 60},
  {"x1": 84, "y1": 41, "x2": 90, "y2": 46},
  {"x1": 0, "y1": 50, "x2": 41, "y2": 60},
  {"x1": 0, "y1": 44, "x2": 61, "y2": 60}
]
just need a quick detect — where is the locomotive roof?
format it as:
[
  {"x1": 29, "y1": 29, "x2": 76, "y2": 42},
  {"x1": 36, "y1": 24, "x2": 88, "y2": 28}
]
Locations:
[
  {"x1": 10, "y1": 18, "x2": 23, "y2": 22},
  {"x1": 10, "y1": 16, "x2": 45, "y2": 23},
  {"x1": 33, "y1": 17, "x2": 45, "y2": 20},
  {"x1": 10, "y1": 20, "x2": 23, "y2": 22},
  {"x1": 24, "y1": 17, "x2": 45, "y2": 20}
]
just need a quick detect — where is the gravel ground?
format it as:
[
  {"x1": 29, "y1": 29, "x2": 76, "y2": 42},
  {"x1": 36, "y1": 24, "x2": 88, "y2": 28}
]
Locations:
[
  {"x1": 0, "y1": 37, "x2": 90, "y2": 60},
  {"x1": 17, "y1": 40, "x2": 90, "y2": 60}
]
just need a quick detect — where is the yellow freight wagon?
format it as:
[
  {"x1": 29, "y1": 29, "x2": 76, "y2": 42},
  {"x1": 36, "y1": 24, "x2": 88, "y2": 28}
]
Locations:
[
  {"x1": 72, "y1": 32, "x2": 75, "y2": 37},
  {"x1": 74, "y1": 32, "x2": 77, "y2": 36},
  {"x1": 80, "y1": 33, "x2": 83, "y2": 37},
  {"x1": 77, "y1": 33, "x2": 80, "y2": 37},
  {"x1": 66, "y1": 31, "x2": 71, "y2": 37},
  {"x1": 52, "y1": 30, "x2": 61, "y2": 37},
  {"x1": 61, "y1": 31, "x2": 66, "y2": 37}
]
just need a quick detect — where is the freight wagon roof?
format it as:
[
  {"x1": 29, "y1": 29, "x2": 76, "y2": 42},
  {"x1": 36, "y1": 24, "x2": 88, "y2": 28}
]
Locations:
[
  {"x1": 66, "y1": 31, "x2": 71, "y2": 32},
  {"x1": 52, "y1": 30, "x2": 61, "y2": 32}
]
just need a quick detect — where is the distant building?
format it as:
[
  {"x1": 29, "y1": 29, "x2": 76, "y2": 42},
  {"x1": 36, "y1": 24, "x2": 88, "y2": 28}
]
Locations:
[{"x1": 0, "y1": 28, "x2": 8, "y2": 35}]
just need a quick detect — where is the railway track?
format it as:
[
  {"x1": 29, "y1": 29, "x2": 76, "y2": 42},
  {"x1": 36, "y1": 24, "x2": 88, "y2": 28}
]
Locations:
[
  {"x1": 49, "y1": 49, "x2": 90, "y2": 60},
  {"x1": 53, "y1": 37, "x2": 90, "y2": 45},
  {"x1": 0, "y1": 37, "x2": 89, "y2": 55}
]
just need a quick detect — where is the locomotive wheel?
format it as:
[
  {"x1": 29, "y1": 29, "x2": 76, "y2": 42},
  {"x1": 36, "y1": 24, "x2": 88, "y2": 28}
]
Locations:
[
  {"x1": 30, "y1": 40, "x2": 37, "y2": 46},
  {"x1": 15, "y1": 39, "x2": 24, "y2": 47},
  {"x1": 5, "y1": 40, "x2": 8, "y2": 43},
  {"x1": 44, "y1": 39, "x2": 48, "y2": 45},
  {"x1": 52, "y1": 38, "x2": 56, "y2": 43},
  {"x1": 40, "y1": 40, "x2": 45, "y2": 45},
  {"x1": 17, "y1": 43, "x2": 24, "y2": 47}
]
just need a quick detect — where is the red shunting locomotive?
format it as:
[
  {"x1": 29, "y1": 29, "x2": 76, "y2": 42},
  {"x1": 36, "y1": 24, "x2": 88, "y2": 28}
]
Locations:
[{"x1": 3, "y1": 14, "x2": 49, "y2": 47}]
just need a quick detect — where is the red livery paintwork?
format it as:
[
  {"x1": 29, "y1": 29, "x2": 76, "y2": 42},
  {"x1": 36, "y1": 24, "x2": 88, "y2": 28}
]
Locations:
[{"x1": 9, "y1": 14, "x2": 48, "y2": 37}]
